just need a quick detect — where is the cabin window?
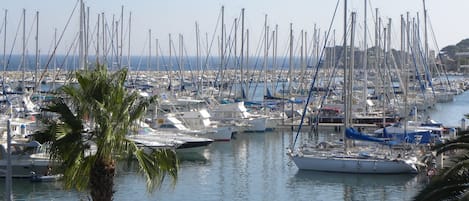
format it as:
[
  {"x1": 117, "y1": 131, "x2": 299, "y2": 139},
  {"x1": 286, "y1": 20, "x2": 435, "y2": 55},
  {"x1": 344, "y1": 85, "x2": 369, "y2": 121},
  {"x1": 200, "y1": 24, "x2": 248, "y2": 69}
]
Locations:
[{"x1": 160, "y1": 124, "x2": 177, "y2": 129}]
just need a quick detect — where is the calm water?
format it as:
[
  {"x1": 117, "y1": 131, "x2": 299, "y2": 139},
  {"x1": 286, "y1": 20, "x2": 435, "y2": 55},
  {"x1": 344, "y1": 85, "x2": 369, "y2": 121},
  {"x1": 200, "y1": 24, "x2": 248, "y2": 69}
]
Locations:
[{"x1": 2, "y1": 90, "x2": 468, "y2": 201}]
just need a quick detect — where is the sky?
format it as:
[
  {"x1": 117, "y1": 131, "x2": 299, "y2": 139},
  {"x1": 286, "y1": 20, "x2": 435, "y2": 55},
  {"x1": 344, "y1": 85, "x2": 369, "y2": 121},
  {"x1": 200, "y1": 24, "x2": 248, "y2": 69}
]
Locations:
[{"x1": 2, "y1": 0, "x2": 469, "y2": 56}]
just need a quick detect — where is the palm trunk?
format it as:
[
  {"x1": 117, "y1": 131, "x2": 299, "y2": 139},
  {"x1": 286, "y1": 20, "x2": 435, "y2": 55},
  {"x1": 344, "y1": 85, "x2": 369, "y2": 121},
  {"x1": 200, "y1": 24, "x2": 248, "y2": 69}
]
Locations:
[{"x1": 90, "y1": 158, "x2": 115, "y2": 201}]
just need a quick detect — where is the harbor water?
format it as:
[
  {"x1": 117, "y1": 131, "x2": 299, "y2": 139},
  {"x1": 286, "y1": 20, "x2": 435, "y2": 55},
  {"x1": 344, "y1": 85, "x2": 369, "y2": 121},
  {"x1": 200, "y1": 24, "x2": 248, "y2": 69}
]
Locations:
[{"x1": 1, "y1": 91, "x2": 469, "y2": 201}]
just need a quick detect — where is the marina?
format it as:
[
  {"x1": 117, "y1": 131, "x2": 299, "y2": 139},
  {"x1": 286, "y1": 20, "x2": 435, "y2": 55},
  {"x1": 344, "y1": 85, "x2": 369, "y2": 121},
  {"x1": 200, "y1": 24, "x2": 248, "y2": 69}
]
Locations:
[
  {"x1": 2, "y1": 0, "x2": 469, "y2": 200},
  {"x1": 0, "y1": 90, "x2": 466, "y2": 200}
]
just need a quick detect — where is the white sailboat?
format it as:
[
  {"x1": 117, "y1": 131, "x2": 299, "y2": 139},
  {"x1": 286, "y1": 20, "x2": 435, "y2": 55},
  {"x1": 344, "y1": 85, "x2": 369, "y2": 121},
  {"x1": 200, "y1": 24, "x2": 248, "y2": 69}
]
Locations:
[
  {"x1": 289, "y1": 149, "x2": 419, "y2": 174},
  {"x1": 287, "y1": 1, "x2": 421, "y2": 174}
]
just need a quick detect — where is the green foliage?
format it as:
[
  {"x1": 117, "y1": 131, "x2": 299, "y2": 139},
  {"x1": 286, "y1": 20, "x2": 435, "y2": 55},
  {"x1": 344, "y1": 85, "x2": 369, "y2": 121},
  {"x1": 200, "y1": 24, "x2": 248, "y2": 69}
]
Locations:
[
  {"x1": 442, "y1": 38, "x2": 469, "y2": 58},
  {"x1": 413, "y1": 128, "x2": 469, "y2": 201},
  {"x1": 36, "y1": 66, "x2": 178, "y2": 200}
]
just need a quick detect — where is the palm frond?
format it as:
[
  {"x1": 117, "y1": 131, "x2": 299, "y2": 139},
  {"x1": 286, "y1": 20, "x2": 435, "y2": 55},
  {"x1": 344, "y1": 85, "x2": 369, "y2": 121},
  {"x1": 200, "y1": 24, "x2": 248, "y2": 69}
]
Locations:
[
  {"x1": 133, "y1": 148, "x2": 179, "y2": 192},
  {"x1": 38, "y1": 66, "x2": 179, "y2": 199}
]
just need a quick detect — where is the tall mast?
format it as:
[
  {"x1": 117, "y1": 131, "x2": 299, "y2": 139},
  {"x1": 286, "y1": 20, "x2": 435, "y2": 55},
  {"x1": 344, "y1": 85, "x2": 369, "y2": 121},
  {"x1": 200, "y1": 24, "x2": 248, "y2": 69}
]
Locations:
[
  {"x1": 220, "y1": 6, "x2": 224, "y2": 93},
  {"x1": 79, "y1": 0, "x2": 85, "y2": 70},
  {"x1": 246, "y1": 28, "x2": 249, "y2": 86},
  {"x1": 101, "y1": 12, "x2": 106, "y2": 65},
  {"x1": 263, "y1": 14, "x2": 268, "y2": 102},
  {"x1": 342, "y1": 0, "x2": 350, "y2": 129},
  {"x1": 86, "y1": 6, "x2": 89, "y2": 69},
  {"x1": 349, "y1": 12, "x2": 356, "y2": 129},
  {"x1": 156, "y1": 38, "x2": 159, "y2": 72},
  {"x1": 195, "y1": 21, "x2": 200, "y2": 94},
  {"x1": 179, "y1": 34, "x2": 184, "y2": 91},
  {"x1": 401, "y1": 14, "x2": 408, "y2": 133},
  {"x1": 382, "y1": 21, "x2": 388, "y2": 127},
  {"x1": 21, "y1": 9, "x2": 25, "y2": 92},
  {"x1": 119, "y1": 5, "x2": 124, "y2": 68},
  {"x1": 34, "y1": 11, "x2": 39, "y2": 92},
  {"x1": 96, "y1": 13, "x2": 100, "y2": 65},
  {"x1": 4, "y1": 11, "x2": 12, "y2": 200},
  {"x1": 343, "y1": 0, "x2": 348, "y2": 131},
  {"x1": 234, "y1": 17, "x2": 239, "y2": 98},
  {"x1": 272, "y1": 24, "x2": 278, "y2": 94},
  {"x1": 288, "y1": 23, "x2": 293, "y2": 96},
  {"x1": 2, "y1": 10, "x2": 7, "y2": 85},
  {"x1": 240, "y1": 8, "x2": 245, "y2": 100},
  {"x1": 363, "y1": 0, "x2": 368, "y2": 114},
  {"x1": 169, "y1": 34, "x2": 173, "y2": 95},
  {"x1": 375, "y1": 10, "x2": 381, "y2": 111},
  {"x1": 127, "y1": 12, "x2": 132, "y2": 69},
  {"x1": 299, "y1": 30, "x2": 304, "y2": 94},
  {"x1": 52, "y1": 28, "x2": 57, "y2": 92},
  {"x1": 423, "y1": 0, "x2": 428, "y2": 65},
  {"x1": 148, "y1": 29, "x2": 151, "y2": 71}
]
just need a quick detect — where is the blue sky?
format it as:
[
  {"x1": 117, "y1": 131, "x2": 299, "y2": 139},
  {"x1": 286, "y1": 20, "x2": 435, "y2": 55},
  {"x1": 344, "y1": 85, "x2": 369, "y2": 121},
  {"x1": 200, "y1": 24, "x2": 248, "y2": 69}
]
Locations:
[{"x1": 2, "y1": 0, "x2": 469, "y2": 56}]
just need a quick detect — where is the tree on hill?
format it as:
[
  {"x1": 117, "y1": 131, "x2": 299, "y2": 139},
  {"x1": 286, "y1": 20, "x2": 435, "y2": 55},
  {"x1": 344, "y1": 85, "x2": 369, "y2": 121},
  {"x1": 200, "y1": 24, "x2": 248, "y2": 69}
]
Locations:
[{"x1": 441, "y1": 38, "x2": 469, "y2": 58}]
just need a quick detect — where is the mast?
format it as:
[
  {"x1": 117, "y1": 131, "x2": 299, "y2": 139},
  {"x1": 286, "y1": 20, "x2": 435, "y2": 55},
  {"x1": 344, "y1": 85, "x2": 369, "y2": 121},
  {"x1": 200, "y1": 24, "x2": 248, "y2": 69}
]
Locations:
[
  {"x1": 179, "y1": 34, "x2": 184, "y2": 91},
  {"x1": 263, "y1": 14, "x2": 268, "y2": 103},
  {"x1": 423, "y1": 0, "x2": 428, "y2": 65},
  {"x1": 79, "y1": 0, "x2": 85, "y2": 70},
  {"x1": 246, "y1": 28, "x2": 249, "y2": 89},
  {"x1": 119, "y1": 6, "x2": 124, "y2": 68},
  {"x1": 52, "y1": 28, "x2": 57, "y2": 91},
  {"x1": 342, "y1": 0, "x2": 350, "y2": 129},
  {"x1": 85, "y1": 6, "x2": 89, "y2": 69},
  {"x1": 234, "y1": 17, "x2": 238, "y2": 98},
  {"x1": 34, "y1": 11, "x2": 39, "y2": 92},
  {"x1": 401, "y1": 14, "x2": 408, "y2": 134},
  {"x1": 127, "y1": 12, "x2": 131, "y2": 69},
  {"x1": 21, "y1": 9, "x2": 25, "y2": 92},
  {"x1": 288, "y1": 23, "x2": 293, "y2": 96},
  {"x1": 363, "y1": 0, "x2": 368, "y2": 114},
  {"x1": 169, "y1": 34, "x2": 173, "y2": 95},
  {"x1": 3, "y1": 11, "x2": 13, "y2": 201},
  {"x1": 101, "y1": 12, "x2": 106, "y2": 65},
  {"x1": 299, "y1": 30, "x2": 304, "y2": 94},
  {"x1": 96, "y1": 13, "x2": 100, "y2": 65},
  {"x1": 2, "y1": 10, "x2": 7, "y2": 85},
  {"x1": 110, "y1": 15, "x2": 115, "y2": 68},
  {"x1": 272, "y1": 24, "x2": 278, "y2": 94},
  {"x1": 220, "y1": 6, "x2": 224, "y2": 98},
  {"x1": 195, "y1": 22, "x2": 200, "y2": 95},
  {"x1": 240, "y1": 8, "x2": 245, "y2": 100},
  {"x1": 382, "y1": 21, "x2": 388, "y2": 127},
  {"x1": 148, "y1": 29, "x2": 151, "y2": 71},
  {"x1": 156, "y1": 38, "x2": 159, "y2": 72},
  {"x1": 343, "y1": 0, "x2": 348, "y2": 132},
  {"x1": 349, "y1": 12, "x2": 356, "y2": 129}
]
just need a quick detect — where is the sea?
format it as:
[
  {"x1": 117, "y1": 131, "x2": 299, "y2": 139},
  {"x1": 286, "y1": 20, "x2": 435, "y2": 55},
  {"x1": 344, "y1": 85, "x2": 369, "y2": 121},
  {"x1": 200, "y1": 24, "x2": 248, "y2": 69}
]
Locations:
[{"x1": 2, "y1": 54, "x2": 311, "y2": 72}]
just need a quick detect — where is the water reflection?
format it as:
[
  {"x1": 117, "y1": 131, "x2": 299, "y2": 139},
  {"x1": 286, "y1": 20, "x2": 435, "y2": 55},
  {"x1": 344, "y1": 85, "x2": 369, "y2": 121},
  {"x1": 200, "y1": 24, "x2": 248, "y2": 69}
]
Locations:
[
  {"x1": 0, "y1": 178, "x2": 87, "y2": 200},
  {"x1": 288, "y1": 171, "x2": 423, "y2": 201}
]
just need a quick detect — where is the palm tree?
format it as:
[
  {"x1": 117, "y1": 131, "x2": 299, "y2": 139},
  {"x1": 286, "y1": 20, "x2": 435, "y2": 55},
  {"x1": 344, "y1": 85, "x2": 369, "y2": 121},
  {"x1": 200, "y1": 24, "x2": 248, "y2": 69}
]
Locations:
[
  {"x1": 36, "y1": 66, "x2": 178, "y2": 201},
  {"x1": 413, "y1": 115, "x2": 469, "y2": 201}
]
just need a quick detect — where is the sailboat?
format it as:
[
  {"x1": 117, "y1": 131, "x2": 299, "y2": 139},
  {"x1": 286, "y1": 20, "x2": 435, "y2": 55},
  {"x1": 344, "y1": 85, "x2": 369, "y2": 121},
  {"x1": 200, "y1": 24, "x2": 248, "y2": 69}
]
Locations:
[{"x1": 287, "y1": 1, "x2": 421, "y2": 174}]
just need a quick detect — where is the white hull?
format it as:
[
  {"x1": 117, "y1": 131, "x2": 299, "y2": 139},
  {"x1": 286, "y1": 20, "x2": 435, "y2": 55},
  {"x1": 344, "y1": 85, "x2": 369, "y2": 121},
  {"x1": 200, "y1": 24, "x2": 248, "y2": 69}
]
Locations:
[
  {"x1": 244, "y1": 117, "x2": 267, "y2": 132},
  {"x1": 30, "y1": 174, "x2": 63, "y2": 182},
  {"x1": 212, "y1": 127, "x2": 233, "y2": 141},
  {"x1": 290, "y1": 154, "x2": 418, "y2": 174},
  {"x1": 0, "y1": 159, "x2": 51, "y2": 178}
]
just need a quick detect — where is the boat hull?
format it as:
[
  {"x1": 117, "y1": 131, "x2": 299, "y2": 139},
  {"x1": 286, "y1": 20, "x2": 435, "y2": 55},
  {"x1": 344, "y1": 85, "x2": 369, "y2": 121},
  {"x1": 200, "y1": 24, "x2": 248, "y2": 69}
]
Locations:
[
  {"x1": 290, "y1": 154, "x2": 418, "y2": 174},
  {"x1": 0, "y1": 159, "x2": 50, "y2": 178}
]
